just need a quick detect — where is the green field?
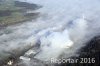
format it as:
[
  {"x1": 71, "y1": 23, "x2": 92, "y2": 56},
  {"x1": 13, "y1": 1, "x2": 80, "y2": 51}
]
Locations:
[{"x1": 0, "y1": 0, "x2": 40, "y2": 26}]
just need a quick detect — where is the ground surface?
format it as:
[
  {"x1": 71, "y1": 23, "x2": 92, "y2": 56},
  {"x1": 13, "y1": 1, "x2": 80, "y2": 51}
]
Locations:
[{"x1": 0, "y1": 0, "x2": 40, "y2": 27}]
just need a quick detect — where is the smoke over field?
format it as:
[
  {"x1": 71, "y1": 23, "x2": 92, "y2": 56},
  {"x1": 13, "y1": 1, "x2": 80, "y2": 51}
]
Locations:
[{"x1": 0, "y1": 0, "x2": 100, "y2": 66}]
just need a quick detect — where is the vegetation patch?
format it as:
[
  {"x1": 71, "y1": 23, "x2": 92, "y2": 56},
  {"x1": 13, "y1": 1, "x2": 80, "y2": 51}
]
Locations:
[{"x1": 0, "y1": 0, "x2": 41, "y2": 27}]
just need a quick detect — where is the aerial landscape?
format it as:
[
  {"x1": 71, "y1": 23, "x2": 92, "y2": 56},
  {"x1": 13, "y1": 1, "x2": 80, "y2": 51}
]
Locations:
[
  {"x1": 0, "y1": 0, "x2": 40, "y2": 27},
  {"x1": 0, "y1": 0, "x2": 100, "y2": 66}
]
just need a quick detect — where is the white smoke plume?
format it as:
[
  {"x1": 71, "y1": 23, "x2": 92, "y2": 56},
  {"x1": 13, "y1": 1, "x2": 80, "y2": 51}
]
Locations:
[{"x1": 0, "y1": 0, "x2": 100, "y2": 65}]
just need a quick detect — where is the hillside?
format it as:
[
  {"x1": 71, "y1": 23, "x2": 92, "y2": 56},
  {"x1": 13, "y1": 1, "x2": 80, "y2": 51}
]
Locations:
[{"x1": 0, "y1": 0, "x2": 41, "y2": 27}]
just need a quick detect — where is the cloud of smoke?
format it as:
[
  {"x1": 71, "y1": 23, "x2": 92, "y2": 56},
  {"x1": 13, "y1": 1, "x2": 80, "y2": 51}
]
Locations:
[{"x1": 0, "y1": 0, "x2": 100, "y2": 65}]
